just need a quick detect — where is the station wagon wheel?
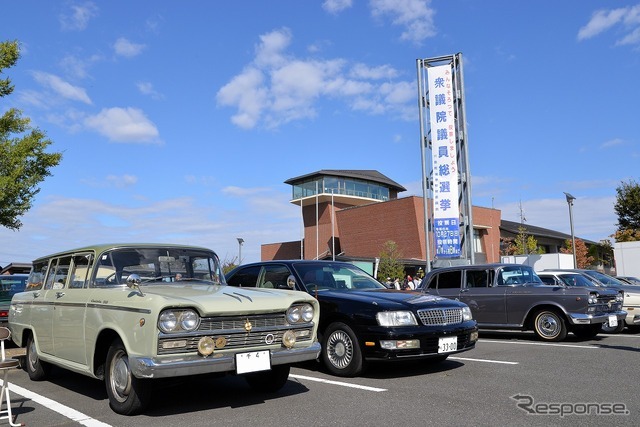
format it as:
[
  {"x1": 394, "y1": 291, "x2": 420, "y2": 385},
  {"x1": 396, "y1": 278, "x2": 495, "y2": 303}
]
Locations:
[
  {"x1": 105, "y1": 339, "x2": 151, "y2": 415},
  {"x1": 244, "y1": 365, "x2": 291, "y2": 392},
  {"x1": 25, "y1": 334, "x2": 50, "y2": 381},
  {"x1": 532, "y1": 309, "x2": 567, "y2": 342},
  {"x1": 322, "y1": 322, "x2": 364, "y2": 377}
]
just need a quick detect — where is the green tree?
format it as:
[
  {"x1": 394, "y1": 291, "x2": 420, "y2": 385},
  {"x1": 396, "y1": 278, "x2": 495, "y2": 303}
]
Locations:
[
  {"x1": 1, "y1": 40, "x2": 62, "y2": 230},
  {"x1": 513, "y1": 226, "x2": 543, "y2": 255},
  {"x1": 613, "y1": 179, "x2": 640, "y2": 242},
  {"x1": 560, "y1": 238, "x2": 594, "y2": 268},
  {"x1": 377, "y1": 240, "x2": 405, "y2": 282},
  {"x1": 222, "y1": 256, "x2": 238, "y2": 275}
]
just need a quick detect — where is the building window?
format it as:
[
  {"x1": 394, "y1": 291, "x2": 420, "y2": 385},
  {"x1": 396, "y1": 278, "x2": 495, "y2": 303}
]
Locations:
[
  {"x1": 291, "y1": 176, "x2": 389, "y2": 201},
  {"x1": 473, "y1": 229, "x2": 484, "y2": 254}
]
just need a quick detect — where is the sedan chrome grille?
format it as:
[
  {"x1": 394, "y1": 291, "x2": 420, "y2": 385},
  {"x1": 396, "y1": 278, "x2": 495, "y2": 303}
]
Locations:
[{"x1": 417, "y1": 308, "x2": 463, "y2": 326}]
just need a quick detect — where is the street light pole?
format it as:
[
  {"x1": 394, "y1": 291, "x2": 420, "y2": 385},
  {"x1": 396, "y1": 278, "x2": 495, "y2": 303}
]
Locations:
[
  {"x1": 236, "y1": 237, "x2": 244, "y2": 265},
  {"x1": 563, "y1": 192, "x2": 577, "y2": 268}
]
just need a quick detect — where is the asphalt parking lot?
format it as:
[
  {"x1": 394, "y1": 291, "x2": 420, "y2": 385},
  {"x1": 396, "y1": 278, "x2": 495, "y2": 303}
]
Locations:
[{"x1": 3, "y1": 330, "x2": 638, "y2": 427}]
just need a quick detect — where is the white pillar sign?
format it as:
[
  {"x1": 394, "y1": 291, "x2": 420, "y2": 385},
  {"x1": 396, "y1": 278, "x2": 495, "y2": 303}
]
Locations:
[{"x1": 427, "y1": 65, "x2": 461, "y2": 257}]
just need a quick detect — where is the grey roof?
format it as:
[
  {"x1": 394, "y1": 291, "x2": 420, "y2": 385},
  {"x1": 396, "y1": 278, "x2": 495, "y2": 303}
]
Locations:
[
  {"x1": 285, "y1": 170, "x2": 406, "y2": 192},
  {"x1": 500, "y1": 219, "x2": 597, "y2": 245}
]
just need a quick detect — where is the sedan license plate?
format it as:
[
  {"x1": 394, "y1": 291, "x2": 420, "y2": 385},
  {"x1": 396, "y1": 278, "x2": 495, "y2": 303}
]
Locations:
[
  {"x1": 438, "y1": 336, "x2": 457, "y2": 353},
  {"x1": 235, "y1": 350, "x2": 271, "y2": 374},
  {"x1": 608, "y1": 315, "x2": 618, "y2": 328}
]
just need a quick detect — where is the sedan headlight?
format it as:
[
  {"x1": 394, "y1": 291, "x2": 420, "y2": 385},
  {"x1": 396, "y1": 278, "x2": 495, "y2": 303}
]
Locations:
[
  {"x1": 616, "y1": 292, "x2": 624, "y2": 303},
  {"x1": 376, "y1": 311, "x2": 418, "y2": 327},
  {"x1": 462, "y1": 306, "x2": 473, "y2": 321},
  {"x1": 588, "y1": 293, "x2": 598, "y2": 304},
  {"x1": 286, "y1": 303, "x2": 315, "y2": 324},
  {"x1": 158, "y1": 309, "x2": 200, "y2": 333}
]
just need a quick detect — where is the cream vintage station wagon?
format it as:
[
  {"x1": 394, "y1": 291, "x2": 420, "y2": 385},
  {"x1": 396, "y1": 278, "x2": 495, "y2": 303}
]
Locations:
[{"x1": 9, "y1": 244, "x2": 320, "y2": 415}]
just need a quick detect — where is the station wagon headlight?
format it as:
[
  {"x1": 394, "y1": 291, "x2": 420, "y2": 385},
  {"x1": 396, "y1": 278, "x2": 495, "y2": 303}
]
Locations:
[
  {"x1": 462, "y1": 306, "x2": 473, "y2": 321},
  {"x1": 286, "y1": 303, "x2": 314, "y2": 324},
  {"x1": 158, "y1": 309, "x2": 200, "y2": 333},
  {"x1": 376, "y1": 311, "x2": 417, "y2": 327}
]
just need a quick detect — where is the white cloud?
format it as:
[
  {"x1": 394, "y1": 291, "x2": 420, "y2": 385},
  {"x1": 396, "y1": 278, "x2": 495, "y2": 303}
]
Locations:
[
  {"x1": 31, "y1": 71, "x2": 92, "y2": 104},
  {"x1": 216, "y1": 68, "x2": 269, "y2": 129},
  {"x1": 601, "y1": 138, "x2": 625, "y2": 148},
  {"x1": 59, "y1": 54, "x2": 102, "y2": 79},
  {"x1": 369, "y1": 0, "x2": 437, "y2": 43},
  {"x1": 136, "y1": 82, "x2": 164, "y2": 100},
  {"x1": 113, "y1": 37, "x2": 146, "y2": 58},
  {"x1": 217, "y1": 28, "x2": 415, "y2": 129},
  {"x1": 106, "y1": 174, "x2": 138, "y2": 188},
  {"x1": 223, "y1": 186, "x2": 272, "y2": 197},
  {"x1": 59, "y1": 2, "x2": 98, "y2": 31},
  {"x1": 578, "y1": 8, "x2": 627, "y2": 40},
  {"x1": 84, "y1": 107, "x2": 160, "y2": 143},
  {"x1": 323, "y1": 0, "x2": 353, "y2": 14},
  {"x1": 578, "y1": 5, "x2": 640, "y2": 46},
  {"x1": 350, "y1": 63, "x2": 399, "y2": 80}
]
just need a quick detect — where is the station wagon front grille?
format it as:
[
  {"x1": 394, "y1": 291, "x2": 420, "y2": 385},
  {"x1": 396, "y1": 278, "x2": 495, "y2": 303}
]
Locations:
[
  {"x1": 417, "y1": 308, "x2": 463, "y2": 326},
  {"x1": 199, "y1": 314, "x2": 286, "y2": 331},
  {"x1": 157, "y1": 313, "x2": 313, "y2": 355}
]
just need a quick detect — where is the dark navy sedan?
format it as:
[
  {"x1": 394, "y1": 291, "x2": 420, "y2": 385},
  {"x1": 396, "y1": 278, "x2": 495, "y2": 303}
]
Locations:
[{"x1": 226, "y1": 260, "x2": 478, "y2": 377}]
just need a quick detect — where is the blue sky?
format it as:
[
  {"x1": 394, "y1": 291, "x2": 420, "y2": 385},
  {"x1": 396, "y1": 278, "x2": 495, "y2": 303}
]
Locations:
[{"x1": 1, "y1": 1, "x2": 639, "y2": 266}]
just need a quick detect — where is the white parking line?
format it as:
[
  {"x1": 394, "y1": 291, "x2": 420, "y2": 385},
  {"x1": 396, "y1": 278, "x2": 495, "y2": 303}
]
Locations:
[
  {"x1": 449, "y1": 356, "x2": 518, "y2": 365},
  {"x1": 479, "y1": 339, "x2": 596, "y2": 349},
  {"x1": 290, "y1": 374, "x2": 387, "y2": 392},
  {"x1": 4, "y1": 380, "x2": 112, "y2": 427}
]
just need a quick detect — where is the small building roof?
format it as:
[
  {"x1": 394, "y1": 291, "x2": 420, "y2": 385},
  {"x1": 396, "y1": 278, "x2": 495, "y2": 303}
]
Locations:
[
  {"x1": 500, "y1": 219, "x2": 597, "y2": 245},
  {"x1": 285, "y1": 170, "x2": 406, "y2": 192}
]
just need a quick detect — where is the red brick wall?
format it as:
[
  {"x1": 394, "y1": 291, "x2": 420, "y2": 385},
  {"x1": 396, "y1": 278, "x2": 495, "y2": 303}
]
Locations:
[
  {"x1": 337, "y1": 197, "x2": 426, "y2": 259},
  {"x1": 261, "y1": 196, "x2": 503, "y2": 263},
  {"x1": 261, "y1": 241, "x2": 302, "y2": 261}
]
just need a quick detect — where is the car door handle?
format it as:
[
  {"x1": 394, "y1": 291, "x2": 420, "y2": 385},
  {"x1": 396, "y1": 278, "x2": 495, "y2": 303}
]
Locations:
[
  {"x1": 56, "y1": 292, "x2": 65, "y2": 298},
  {"x1": 460, "y1": 288, "x2": 469, "y2": 293}
]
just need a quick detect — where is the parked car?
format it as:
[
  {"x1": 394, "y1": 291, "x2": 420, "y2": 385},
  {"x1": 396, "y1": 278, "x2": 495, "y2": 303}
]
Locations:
[
  {"x1": 617, "y1": 276, "x2": 640, "y2": 286},
  {"x1": 418, "y1": 264, "x2": 626, "y2": 341},
  {"x1": 9, "y1": 244, "x2": 321, "y2": 415},
  {"x1": 225, "y1": 260, "x2": 478, "y2": 377},
  {"x1": 555, "y1": 269, "x2": 640, "y2": 333},
  {"x1": 537, "y1": 270, "x2": 630, "y2": 333},
  {"x1": 0, "y1": 274, "x2": 28, "y2": 326}
]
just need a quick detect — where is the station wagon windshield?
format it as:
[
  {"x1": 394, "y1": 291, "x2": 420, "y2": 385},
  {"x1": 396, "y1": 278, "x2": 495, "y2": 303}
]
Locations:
[{"x1": 94, "y1": 247, "x2": 223, "y2": 287}]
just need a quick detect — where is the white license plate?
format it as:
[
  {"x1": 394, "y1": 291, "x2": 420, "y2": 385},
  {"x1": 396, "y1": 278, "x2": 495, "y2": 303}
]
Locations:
[
  {"x1": 608, "y1": 315, "x2": 618, "y2": 327},
  {"x1": 438, "y1": 336, "x2": 458, "y2": 353},
  {"x1": 235, "y1": 350, "x2": 271, "y2": 374}
]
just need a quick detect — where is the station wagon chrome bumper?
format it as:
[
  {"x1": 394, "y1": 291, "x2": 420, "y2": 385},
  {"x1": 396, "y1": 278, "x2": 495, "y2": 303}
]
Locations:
[
  {"x1": 567, "y1": 310, "x2": 627, "y2": 325},
  {"x1": 129, "y1": 342, "x2": 321, "y2": 379}
]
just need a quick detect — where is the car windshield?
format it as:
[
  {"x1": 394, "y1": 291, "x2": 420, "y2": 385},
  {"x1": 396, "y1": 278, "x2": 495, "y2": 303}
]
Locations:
[
  {"x1": 293, "y1": 263, "x2": 386, "y2": 292},
  {"x1": 498, "y1": 265, "x2": 543, "y2": 285},
  {"x1": 584, "y1": 270, "x2": 627, "y2": 287},
  {"x1": 0, "y1": 275, "x2": 28, "y2": 303},
  {"x1": 557, "y1": 274, "x2": 594, "y2": 287},
  {"x1": 620, "y1": 276, "x2": 640, "y2": 285},
  {"x1": 93, "y1": 247, "x2": 224, "y2": 287}
]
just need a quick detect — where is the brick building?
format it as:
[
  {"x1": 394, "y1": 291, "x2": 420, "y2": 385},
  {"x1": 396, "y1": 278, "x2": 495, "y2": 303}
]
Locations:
[{"x1": 261, "y1": 170, "x2": 502, "y2": 273}]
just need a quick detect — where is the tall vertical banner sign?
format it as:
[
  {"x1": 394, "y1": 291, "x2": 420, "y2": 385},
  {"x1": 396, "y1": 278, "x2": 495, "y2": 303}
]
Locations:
[{"x1": 427, "y1": 65, "x2": 461, "y2": 258}]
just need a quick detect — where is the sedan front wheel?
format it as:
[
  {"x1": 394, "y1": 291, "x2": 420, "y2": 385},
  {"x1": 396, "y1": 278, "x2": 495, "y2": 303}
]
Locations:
[{"x1": 322, "y1": 322, "x2": 364, "y2": 377}]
